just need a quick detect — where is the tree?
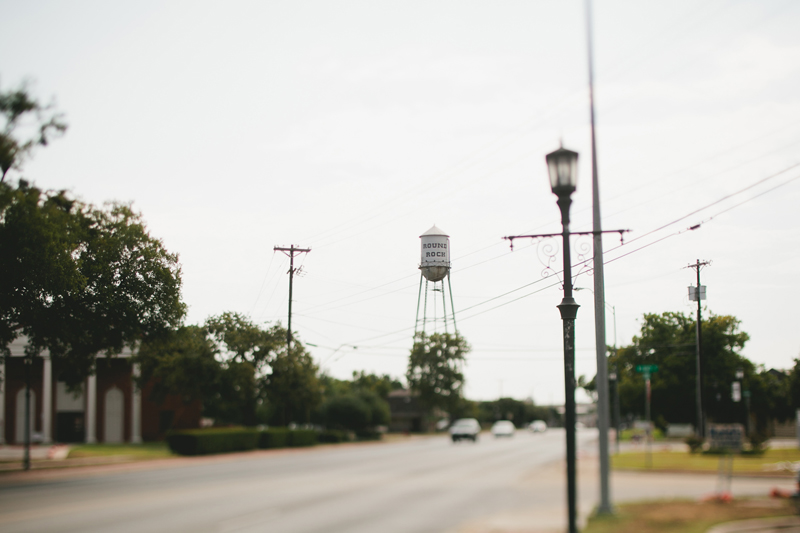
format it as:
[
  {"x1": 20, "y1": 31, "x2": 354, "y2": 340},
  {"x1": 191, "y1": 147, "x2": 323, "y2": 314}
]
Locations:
[
  {"x1": 1, "y1": 181, "x2": 185, "y2": 387},
  {"x1": 1, "y1": 82, "x2": 67, "y2": 183},
  {"x1": 321, "y1": 395, "x2": 372, "y2": 431},
  {"x1": 203, "y1": 312, "x2": 284, "y2": 425},
  {"x1": 205, "y1": 312, "x2": 283, "y2": 373},
  {"x1": 407, "y1": 332, "x2": 469, "y2": 416},
  {"x1": 134, "y1": 326, "x2": 220, "y2": 406},
  {"x1": 610, "y1": 311, "x2": 750, "y2": 428},
  {"x1": 262, "y1": 342, "x2": 321, "y2": 426}
]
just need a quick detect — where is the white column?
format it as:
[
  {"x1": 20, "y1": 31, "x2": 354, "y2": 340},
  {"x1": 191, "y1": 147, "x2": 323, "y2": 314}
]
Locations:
[
  {"x1": 42, "y1": 355, "x2": 53, "y2": 444},
  {"x1": 85, "y1": 374, "x2": 97, "y2": 444},
  {"x1": 131, "y1": 364, "x2": 142, "y2": 443},
  {"x1": 0, "y1": 358, "x2": 5, "y2": 445}
]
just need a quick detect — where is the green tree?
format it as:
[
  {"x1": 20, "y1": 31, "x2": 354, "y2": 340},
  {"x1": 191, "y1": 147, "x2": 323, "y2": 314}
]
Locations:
[
  {"x1": 610, "y1": 311, "x2": 750, "y2": 427},
  {"x1": 262, "y1": 342, "x2": 321, "y2": 426},
  {"x1": 351, "y1": 370, "x2": 403, "y2": 398},
  {"x1": 134, "y1": 326, "x2": 220, "y2": 406},
  {"x1": 1, "y1": 82, "x2": 67, "y2": 183},
  {"x1": 1, "y1": 181, "x2": 185, "y2": 387},
  {"x1": 407, "y1": 332, "x2": 469, "y2": 416},
  {"x1": 204, "y1": 312, "x2": 284, "y2": 425},
  {"x1": 321, "y1": 394, "x2": 372, "y2": 431},
  {"x1": 205, "y1": 312, "x2": 283, "y2": 374}
]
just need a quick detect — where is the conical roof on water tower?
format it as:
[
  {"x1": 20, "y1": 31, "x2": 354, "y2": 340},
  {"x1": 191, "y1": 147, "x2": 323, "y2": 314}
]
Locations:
[{"x1": 419, "y1": 225, "x2": 450, "y2": 282}]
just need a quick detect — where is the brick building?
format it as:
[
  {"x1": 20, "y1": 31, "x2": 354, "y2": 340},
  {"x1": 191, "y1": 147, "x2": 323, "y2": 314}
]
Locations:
[{"x1": 1, "y1": 336, "x2": 201, "y2": 444}]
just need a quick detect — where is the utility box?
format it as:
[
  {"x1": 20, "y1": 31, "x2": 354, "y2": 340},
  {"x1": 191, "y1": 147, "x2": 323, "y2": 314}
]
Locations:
[{"x1": 688, "y1": 285, "x2": 707, "y2": 301}]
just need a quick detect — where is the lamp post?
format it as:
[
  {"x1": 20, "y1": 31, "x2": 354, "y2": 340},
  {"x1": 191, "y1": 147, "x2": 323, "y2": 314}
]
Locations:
[
  {"x1": 735, "y1": 367, "x2": 747, "y2": 436},
  {"x1": 546, "y1": 145, "x2": 580, "y2": 533},
  {"x1": 609, "y1": 366, "x2": 621, "y2": 455}
]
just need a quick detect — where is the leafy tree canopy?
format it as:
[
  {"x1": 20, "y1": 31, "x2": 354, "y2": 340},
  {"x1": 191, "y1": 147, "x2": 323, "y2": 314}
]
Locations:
[
  {"x1": 261, "y1": 341, "x2": 321, "y2": 426},
  {"x1": 610, "y1": 311, "x2": 750, "y2": 427},
  {"x1": 1, "y1": 180, "x2": 185, "y2": 387},
  {"x1": 407, "y1": 332, "x2": 469, "y2": 416},
  {"x1": 205, "y1": 311, "x2": 284, "y2": 374},
  {"x1": 1, "y1": 81, "x2": 67, "y2": 183}
]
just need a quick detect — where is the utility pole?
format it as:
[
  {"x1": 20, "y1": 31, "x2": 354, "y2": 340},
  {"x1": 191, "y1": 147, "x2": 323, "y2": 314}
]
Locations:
[
  {"x1": 687, "y1": 259, "x2": 710, "y2": 438},
  {"x1": 274, "y1": 245, "x2": 311, "y2": 350},
  {"x1": 586, "y1": 0, "x2": 612, "y2": 515}
]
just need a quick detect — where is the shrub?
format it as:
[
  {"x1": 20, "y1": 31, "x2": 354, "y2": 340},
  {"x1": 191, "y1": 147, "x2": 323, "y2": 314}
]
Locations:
[
  {"x1": 318, "y1": 429, "x2": 352, "y2": 443},
  {"x1": 743, "y1": 432, "x2": 769, "y2": 455},
  {"x1": 323, "y1": 395, "x2": 371, "y2": 431},
  {"x1": 167, "y1": 428, "x2": 259, "y2": 456},
  {"x1": 288, "y1": 429, "x2": 317, "y2": 447},
  {"x1": 259, "y1": 428, "x2": 290, "y2": 449},
  {"x1": 355, "y1": 429, "x2": 382, "y2": 441},
  {"x1": 685, "y1": 435, "x2": 704, "y2": 453}
]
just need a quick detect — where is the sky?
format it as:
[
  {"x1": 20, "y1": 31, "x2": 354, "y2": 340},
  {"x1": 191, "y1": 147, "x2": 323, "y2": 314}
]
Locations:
[{"x1": 2, "y1": 0, "x2": 799, "y2": 405}]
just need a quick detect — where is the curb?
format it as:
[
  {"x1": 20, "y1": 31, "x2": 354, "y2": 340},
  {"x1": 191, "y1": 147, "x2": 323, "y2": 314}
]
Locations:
[{"x1": 706, "y1": 516, "x2": 800, "y2": 532}]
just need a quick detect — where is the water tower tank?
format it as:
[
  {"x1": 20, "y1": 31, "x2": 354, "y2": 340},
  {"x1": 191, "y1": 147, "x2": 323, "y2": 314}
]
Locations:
[{"x1": 420, "y1": 225, "x2": 450, "y2": 282}]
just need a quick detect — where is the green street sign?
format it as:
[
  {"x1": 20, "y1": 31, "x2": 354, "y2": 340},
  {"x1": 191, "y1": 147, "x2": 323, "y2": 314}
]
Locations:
[{"x1": 636, "y1": 364, "x2": 659, "y2": 373}]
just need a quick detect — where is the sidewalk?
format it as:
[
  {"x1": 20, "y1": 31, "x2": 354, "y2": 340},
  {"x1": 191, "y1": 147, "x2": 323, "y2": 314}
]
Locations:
[{"x1": 448, "y1": 437, "x2": 800, "y2": 533}]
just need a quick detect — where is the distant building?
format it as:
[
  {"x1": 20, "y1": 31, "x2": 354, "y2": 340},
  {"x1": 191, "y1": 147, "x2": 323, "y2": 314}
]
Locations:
[{"x1": 1, "y1": 336, "x2": 200, "y2": 444}]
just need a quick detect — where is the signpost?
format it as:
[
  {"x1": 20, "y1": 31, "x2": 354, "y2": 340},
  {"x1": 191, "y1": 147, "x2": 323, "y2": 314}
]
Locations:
[{"x1": 636, "y1": 364, "x2": 658, "y2": 467}]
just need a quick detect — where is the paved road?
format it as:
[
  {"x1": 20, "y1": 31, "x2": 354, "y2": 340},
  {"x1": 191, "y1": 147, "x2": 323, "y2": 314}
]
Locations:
[
  {"x1": 0, "y1": 429, "x2": 592, "y2": 533},
  {"x1": 0, "y1": 430, "x2": 794, "y2": 533}
]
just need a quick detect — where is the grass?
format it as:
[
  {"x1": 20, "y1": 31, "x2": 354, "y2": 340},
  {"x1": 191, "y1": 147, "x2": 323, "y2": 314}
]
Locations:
[
  {"x1": 619, "y1": 428, "x2": 665, "y2": 441},
  {"x1": 584, "y1": 499, "x2": 796, "y2": 533},
  {"x1": 612, "y1": 448, "x2": 800, "y2": 476},
  {"x1": 66, "y1": 442, "x2": 175, "y2": 460}
]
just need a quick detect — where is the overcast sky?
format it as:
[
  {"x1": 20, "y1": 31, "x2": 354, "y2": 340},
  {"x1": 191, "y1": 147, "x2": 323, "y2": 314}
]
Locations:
[{"x1": 2, "y1": 0, "x2": 799, "y2": 404}]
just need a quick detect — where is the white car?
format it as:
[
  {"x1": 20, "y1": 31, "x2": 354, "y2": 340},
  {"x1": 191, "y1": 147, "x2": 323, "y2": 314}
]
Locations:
[
  {"x1": 491, "y1": 420, "x2": 516, "y2": 437},
  {"x1": 449, "y1": 418, "x2": 481, "y2": 442},
  {"x1": 529, "y1": 420, "x2": 547, "y2": 433}
]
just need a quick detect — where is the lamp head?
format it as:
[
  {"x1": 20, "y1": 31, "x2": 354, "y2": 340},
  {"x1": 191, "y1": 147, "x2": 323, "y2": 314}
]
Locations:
[{"x1": 546, "y1": 145, "x2": 579, "y2": 197}]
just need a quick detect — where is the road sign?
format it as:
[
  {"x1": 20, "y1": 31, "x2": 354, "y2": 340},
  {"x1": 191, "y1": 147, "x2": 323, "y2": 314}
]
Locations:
[{"x1": 635, "y1": 364, "x2": 659, "y2": 373}]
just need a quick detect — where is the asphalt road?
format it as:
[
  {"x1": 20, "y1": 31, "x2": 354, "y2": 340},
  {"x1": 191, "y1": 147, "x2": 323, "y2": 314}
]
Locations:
[{"x1": 0, "y1": 429, "x2": 591, "y2": 533}]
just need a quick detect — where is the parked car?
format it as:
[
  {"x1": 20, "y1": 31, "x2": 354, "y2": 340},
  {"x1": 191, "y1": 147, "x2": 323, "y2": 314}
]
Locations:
[
  {"x1": 529, "y1": 420, "x2": 547, "y2": 433},
  {"x1": 491, "y1": 420, "x2": 516, "y2": 437},
  {"x1": 449, "y1": 418, "x2": 481, "y2": 442}
]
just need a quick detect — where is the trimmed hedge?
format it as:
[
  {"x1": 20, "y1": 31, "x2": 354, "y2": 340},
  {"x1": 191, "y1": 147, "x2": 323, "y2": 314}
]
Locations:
[
  {"x1": 355, "y1": 429, "x2": 383, "y2": 441},
  {"x1": 318, "y1": 429, "x2": 352, "y2": 443},
  {"x1": 259, "y1": 428, "x2": 290, "y2": 449},
  {"x1": 287, "y1": 429, "x2": 317, "y2": 447},
  {"x1": 166, "y1": 427, "x2": 321, "y2": 456},
  {"x1": 167, "y1": 428, "x2": 259, "y2": 456}
]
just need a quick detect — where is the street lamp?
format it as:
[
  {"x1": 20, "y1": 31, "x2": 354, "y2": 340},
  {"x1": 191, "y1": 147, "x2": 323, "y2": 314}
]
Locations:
[
  {"x1": 735, "y1": 367, "x2": 749, "y2": 437},
  {"x1": 546, "y1": 144, "x2": 580, "y2": 533},
  {"x1": 608, "y1": 366, "x2": 621, "y2": 455}
]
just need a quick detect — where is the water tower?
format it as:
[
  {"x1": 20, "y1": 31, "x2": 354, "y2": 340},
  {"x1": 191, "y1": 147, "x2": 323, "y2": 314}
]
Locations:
[{"x1": 415, "y1": 225, "x2": 458, "y2": 335}]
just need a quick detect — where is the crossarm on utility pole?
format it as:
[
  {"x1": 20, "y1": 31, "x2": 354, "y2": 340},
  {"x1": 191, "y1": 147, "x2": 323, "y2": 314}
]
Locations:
[{"x1": 274, "y1": 245, "x2": 311, "y2": 350}]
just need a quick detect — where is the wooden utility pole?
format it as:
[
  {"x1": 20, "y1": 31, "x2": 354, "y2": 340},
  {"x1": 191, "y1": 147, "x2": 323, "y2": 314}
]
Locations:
[
  {"x1": 687, "y1": 259, "x2": 710, "y2": 438},
  {"x1": 274, "y1": 245, "x2": 310, "y2": 349}
]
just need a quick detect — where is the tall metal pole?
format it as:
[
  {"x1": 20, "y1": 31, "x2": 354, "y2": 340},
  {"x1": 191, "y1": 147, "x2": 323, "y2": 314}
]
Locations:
[
  {"x1": 414, "y1": 273, "x2": 424, "y2": 335},
  {"x1": 447, "y1": 274, "x2": 459, "y2": 334},
  {"x1": 23, "y1": 354, "x2": 31, "y2": 471},
  {"x1": 612, "y1": 366, "x2": 621, "y2": 455},
  {"x1": 557, "y1": 193, "x2": 579, "y2": 533},
  {"x1": 645, "y1": 371, "x2": 652, "y2": 468},
  {"x1": 585, "y1": 0, "x2": 612, "y2": 515},
  {"x1": 274, "y1": 245, "x2": 311, "y2": 350}
]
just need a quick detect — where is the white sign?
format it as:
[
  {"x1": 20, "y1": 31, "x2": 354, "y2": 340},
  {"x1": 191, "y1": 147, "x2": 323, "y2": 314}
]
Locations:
[
  {"x1": 732, "y1": 381, "x2": 741, "y2": 402},
  {"x1": 708, "y1": 424, "x2": 744, "y2": 452}
]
